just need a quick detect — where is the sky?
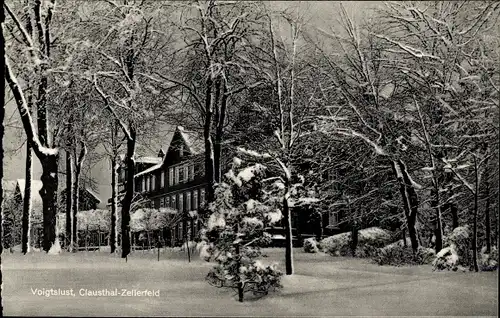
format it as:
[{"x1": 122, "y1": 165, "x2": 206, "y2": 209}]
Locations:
[{"x1": 2, "y1": 1, "x2": 377, "y2": 207}]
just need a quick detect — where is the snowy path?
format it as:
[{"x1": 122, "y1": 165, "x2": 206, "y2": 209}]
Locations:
[{"x1": 2, "y1": 248, "x2": 498, "y2": 316}]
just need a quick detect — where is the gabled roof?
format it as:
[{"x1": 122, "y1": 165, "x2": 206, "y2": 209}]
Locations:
[
  {"x1": 134, "y1": 162, "x2": 162, "y2": 178},
  {"x1": 178, "y1": 126, "x2": 204, "y2": 155},
  {"x1": 2, "y1": 180, "x2": 17, "y2": 193},
  {"x1": 133, "y1": 126, "x2": 204, "y2": 179},
  {"x1": 84, "y1": 188, "x2": 101, "y2": 203},
  {"x1": 60, "y1": 187, "x2": 101, "y2": 204},
  {"x1": 16, "y1": 179, "x2": 44, "y2": 207},
  {"x1": 17, "y1": 179, "x2": 44, "y2": 199}
]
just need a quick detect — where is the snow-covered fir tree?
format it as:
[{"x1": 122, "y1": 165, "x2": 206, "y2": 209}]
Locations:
[{"x1": 199, "y1": 156, "x2": 283, "y2": 302}]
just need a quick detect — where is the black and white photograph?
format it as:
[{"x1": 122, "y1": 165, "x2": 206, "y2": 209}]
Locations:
[{"x1": 0, "y1": 0, "x2": 498, "y2": 316}]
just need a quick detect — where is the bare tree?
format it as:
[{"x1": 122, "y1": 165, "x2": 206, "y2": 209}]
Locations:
[
  {"x1": 2, "y1": 0, "x2": 83, "y2": 252},
  {"x1": 148, "y1": 0, "x2": 267, "y2": 205},
  {"x1": 1, "y1": 0, "x2": 6, "y2": 312},
  {"x1": 72, "y1": 0, "x2": 177, "y2": 258}
]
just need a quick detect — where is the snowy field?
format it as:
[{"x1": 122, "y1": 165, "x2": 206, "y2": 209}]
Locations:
[{"x1": 2, "y1": 248, "x2": 498, "y2": 316}]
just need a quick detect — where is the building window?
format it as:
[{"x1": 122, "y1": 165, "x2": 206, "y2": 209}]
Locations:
[
  {"x1": 329, "y1": 211, "x2": 339, "y2": 227},
  {"x1": 175, "y1": 166, "x2": 180, "y2": 185},
  {"x1": 151, "y1": 175, "x2": 156, "y2": 191},
  {"x1": 171, "y1": 195, "x2": 176, "y2": 209},
  {"x1": 179, "y1": 144, "x2": 184, "y2": 157},
  {"x1": 169, "y1": 168, "x2": 174, "y2": 186},
  {"x1": 165, "y1": 196, "x2": 170, "y2": 207},
  {"x1": 193, "y1": 189, "x2": 199, "y2": 209},
  {"x1": 183, "y1": 165, "x2": 189, "y2": 182},
  {"x1": 200, "y1": 188, "x2": 205, "y2": 205},
  {"x1": 145, "y1": 176, "x2": 149, "y2": 191},
  {"x1": 179, "y1": 193, "x2": 184, "y2": 212},
  {"x1": 186, "y1": 191, "x2": 191, "y2": 211},
  {"x1": 189, "y1": 164, "x2": 195, "y2": 181},
  {"x1": 178, "y1": 165, "x2": 185, "y2": 183},
  {"x1": 160, "y1": 171, "x2": 165, "y2": 188},
  {"x1": 141, "y1": 177, "x2": 145, "y2": 192},
  {"x1": 160, "y1": 197, "x2": 165, "y2": 208}
]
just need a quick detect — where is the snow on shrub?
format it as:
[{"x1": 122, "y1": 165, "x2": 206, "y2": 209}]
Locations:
[
  {"x1": 202, "y1": 158, "x2": 282, "y2": 302},
  {"x1": 418, "y1": 247, "x2": 437, "y2": 264},
  {"x1": 432, "y1": 246, "x2": 459, "y2": 271},
  {"x1": 320, "y1": 232, "x2": 351, "y2": 256},
  {"x1": 444, "y1": 226, "x2": 470, "y2": 267},
  {"x1": 373, "y1": 239, "x2": 435, "y2": 266},
  {"x1": 479, "y1": 246, "x2": 498, "y2": 271},
  {"x1": 303, "y1": 237, "x2": 320, "y2": 253},
  {"x1": 358, "y1": 227, "x2": 392, "y2": 248},
  {"x1": 180, "y1": 241, "x2": 197, "y2": 251},
  {"x1": 57, "y1": 210, "x2": 111, "y2": 232},
  {"x1": 321, "y1": 227, "x2": 392, "y2": 257}
]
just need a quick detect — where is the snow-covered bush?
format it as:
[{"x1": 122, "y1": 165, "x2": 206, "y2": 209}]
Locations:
[
  {"x1": 432, "y1": 227, "x2": 474, "y2": 271},
  {"x1": 444, "y1": 226, "x2": 470, "y2": 267},
  {"x1": 418, "y1": 247, "x2": 437, "y2": 264},
  {"x1": 320, "y1": 232, "x2": 351, "y2": 256},
  {"x1": 373, "y1": 238, "x2": 434, "y2": 266},
  {"x1": 373, "y1": 240, "x2": 413, "y2": 266},
  {"x1": 321, "y1": 227, "x2": 392, "y2": 257},
  {"x1": 201, "y1": 157, "x2": 282, "y2": 302},
  {"x1": 303, "y1": 237, "x2": 320, "y2": 253},
  {"x1": 479, "y1": 247, "x2": 498, "y2": 271},
  {"x1": 432, "y1": 246, "x2": 459, "y2": 271},
  {"x1": 56, "y1": 210, "x2": 110, "y2": 232},
  {"x1": 357, "y1": 227, "x2": 392, "y2": 248}
]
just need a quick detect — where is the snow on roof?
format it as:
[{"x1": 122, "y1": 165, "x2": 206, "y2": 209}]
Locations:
[
  {"x1": 178, "y1": 126, "x2": 204, "y2": 155},
  {"x1": 85, "y1": 188, "x2": 101, "y2": 203},
  {"x1": 136, "y1": 156, "x2": 162, "y2": 164},
  {"x1": 2, "y1": 180, "x2": 17, "y2": 193},
  {"x1": 16, "y1": 179, "x2": 44, "y2": 206},
  {"x1": 134, "y1": 162, "x2": 163, "y2": 178}
]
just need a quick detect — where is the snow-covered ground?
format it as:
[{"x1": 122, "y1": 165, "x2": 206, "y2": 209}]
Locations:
[{"x1": 2, "y1": 248, "x2": 498, "y2": 316}]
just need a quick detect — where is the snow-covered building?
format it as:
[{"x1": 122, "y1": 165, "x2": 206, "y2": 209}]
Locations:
[
  {"x1": 115, "y1": 126, "x2": 208, "y2": 246},
  {"x1": 114, "y1": 126, "x2": 340, "y2": 247},
  {"x1": 59, "y1": 187, "x2": 101, "y2": 211}
]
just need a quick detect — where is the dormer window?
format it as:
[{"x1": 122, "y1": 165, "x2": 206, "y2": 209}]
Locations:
[{"x1": 179, "y1": 144, "x2": 184, "y2": 157}]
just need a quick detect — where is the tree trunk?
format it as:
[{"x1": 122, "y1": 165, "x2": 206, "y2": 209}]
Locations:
[
  {"x1": 147, "y1": 231, "x2": 151, "y2": 250},
  {"x1": 120, "y1": 134, "x2": 136, "y2": 259},
  {"x1": 71, "y1": 165, "x2": 79, "y2": 251},
  {"x1": 1, "y1": 3, "x2": 6, "y2": 313},
  {"x1": 22, "y1": 142, "x2": 33, "y2": 254},
  {"x1": 204, "y1": 77, "x2": 216, "y2": 203},
  {"x1": 186, "y1": 226, "x2": 191, "y2": 263},
  {"x1": 472, "y1": 158, "x2": 479, "y2": 272},
  {"x1": 110, "y1": 155, "x2": 118, "y2": 253},
  {"x1": 392, "y1": 160, "x2": 419, "y2": 254},
  {"x1": 214, "y1": 81, "x2": 228, "y2": 183},
  {"x1": 72, "y1": 161, "x2": 80, "y2": 251},
  {"x1": 451, "y1": 202, "x2": 459, "y2": 229},
  {"x1": 65, "y1": 149, "x2": 73, "y2": 250},
  {"x1": 85, "y1": 225, "x2": 88, "y2": 252},
  {"x1": 236, "y1": 241, "x2": 244, "y2": 302},
  {"x1": 283, "y1": 182, "x2": 294, "y2": 275},
  {"x1": 315, "y1": 214, "x2": 323, "y2": 242},
  {"x1": 40, "y1": 154, "x2": 59, "y2": 252},
  {"x1": 431, "y1": 187, "x2": 443, "y2": 252},
  {"x1": 484, "y1": 166, "x2": 491, "y2": 254},
  {"x1": 351, "y1": 223, "x2": 359, "y2": 256}
]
